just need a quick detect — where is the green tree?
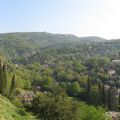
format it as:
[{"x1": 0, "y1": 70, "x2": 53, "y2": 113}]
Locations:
[
  {"x1": 9, "y1": 74, "x2": 16, "y2": 98},
  {"x1": 89, "y1": 85, "x2": 101, "y2": 105},
  {"x1": 42, "y1": 76, "x2": 53, "y2": 90},
  {"x1": 101, "y1": 84, "x2": 106, "y2": 106},
  {"x1": 31, "y1": 93, "x2": 79, "y2": 120},
  {"x1": 79, "y1": 103, "x2": 109, "y2": 120},
  {"x1": 86, "y1": 77, "x2": 91, "y2": 102},
  {"x1": 108, "y1": 86, "x2": 119, "y2": 110},
  {"x1": 0, "y1": 63, "x2": 7, "y2": 96},
  {"x1": 98, "y1": 80, "x2": 102, "y2": 104},
  {"x1": 67, "y1": 81, "x2": 81, "y2": 96}
]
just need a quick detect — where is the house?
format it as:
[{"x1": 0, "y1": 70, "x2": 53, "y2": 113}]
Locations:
[
  {"x1": 117, "y1": 89, "x2": 120, "y2": 94},
  {"x1": 106, "y1": 111, "x2": 120, "y2": 120},
  {"x1": 42, "y1": 63, "x2": 56, "y2": 68},
  {"x1": 111, "y1": 60, "x2": 120, "y2": 65},
  {"x1": 18, "y1": 91, "x2": 35, "y2": 103},
  {"x1": 108, "y1": 69, "x2": 116, "y2": 76},
  {"x1": 104, "y1": 85, "x2": 110, "y2": 91},
  {"x1": 42, "y1": 64, "x2": 49, "y2": 67},
  {"x1": 33, "y1": 85, "x2": 41, "y2": 91},
  {"x1": 99, "y1": 67, "x2": 104, "y2": 73}
]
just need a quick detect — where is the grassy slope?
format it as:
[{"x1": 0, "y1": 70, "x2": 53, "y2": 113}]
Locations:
[{"x1": 0, "y1": 95, "x2": 36, "y2": 120}]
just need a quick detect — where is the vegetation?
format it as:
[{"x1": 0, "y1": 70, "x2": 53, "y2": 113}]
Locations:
[
  {"x1": 31, "y1": 92, "x2": 79, "y2": 120},
  {"x1": 0, "y1": 94, "x2": 35, "y2": 120},
  {"x1": 0, "y1": 32, "x2": 119, "y2": 119}
]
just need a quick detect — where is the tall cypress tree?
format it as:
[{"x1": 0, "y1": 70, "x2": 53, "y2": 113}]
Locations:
[
  {"x1": 9, "y1": 74, "x2": 16, "y2": 98},
  {"x1": 108, "y1": 86, "x2": 118, "y2": 110},
  {"x1": 0, "y1": 61, "x2": 3, "y2": 89},
  {"x1": 0, "y1": 63, "x2": 7, "y2": 96},
  {"x1": 98, "y1": 80, "x2": 102, "y2": 105},
  {"x1": 86, "y1": 76, "x2": 91, "y2": 103},
  {"x1": 101, "y1": 84, "x2": 105, "y2": 106},
  {"x1": 3, "y1": 64, "x2": 7, "y2": 95}
]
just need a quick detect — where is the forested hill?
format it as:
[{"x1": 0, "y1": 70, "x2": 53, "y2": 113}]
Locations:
[
  {"x1": 0, "y1": 32, "x2": 119, "y2": 120},
  {"x1": 0, "y1": 32, "x2": 120, "y2": 62}
]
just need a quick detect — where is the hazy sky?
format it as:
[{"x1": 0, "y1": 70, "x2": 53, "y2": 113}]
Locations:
[{"x1": 0, "y1": 0, "x2": 120, "y2": 39}]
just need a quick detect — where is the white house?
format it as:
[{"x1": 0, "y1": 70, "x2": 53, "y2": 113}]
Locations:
[{"x1": 108, "y1": 69, "x2": 116, "y2": 76}]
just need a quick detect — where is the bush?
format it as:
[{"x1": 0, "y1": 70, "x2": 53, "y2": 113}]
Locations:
[{"x1": 31, "y1": 93, "x2": 79, "y2": 120}]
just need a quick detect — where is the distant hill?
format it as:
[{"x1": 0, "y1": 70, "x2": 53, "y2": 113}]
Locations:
[
  {"x1": 0, "y1": 32, "x2": 120, "y2": 62},
  {"x1": 0, "y1": 32, "x2": 107, "y2": 58},
  {"x1": 79, "y1": 36, "x2": 107, "y2": 42}
]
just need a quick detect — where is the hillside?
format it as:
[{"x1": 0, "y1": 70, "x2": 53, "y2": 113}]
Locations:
[
  {"x1": 0, "y1": 32, "x2": 116, "y2": 120},
  {"x1": 0, "y1": 32, "x2": 119, "y2": 65},
  {"x1": 0, "y1": 32, "x2": 108, "y2": 60},
  {"x1": 0, "y1": 95, "x2": 35, "y2": 120}
]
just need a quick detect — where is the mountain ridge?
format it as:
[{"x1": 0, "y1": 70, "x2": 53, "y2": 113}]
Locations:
[
  {"x1": 0, "y1": 32, "x2": 119, "y2": 61},
  {"x1": 0, "y1": 32, "x2": 108, "y2": 41}
]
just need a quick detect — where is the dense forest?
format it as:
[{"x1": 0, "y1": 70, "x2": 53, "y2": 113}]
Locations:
[{"x1": 1, "y1": 32, "x2": 120, "y2": 120}]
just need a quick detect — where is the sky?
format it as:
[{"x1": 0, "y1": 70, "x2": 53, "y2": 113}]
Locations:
[{"x1": 0, "y1": 0, "x2": 120, "y2": 39}]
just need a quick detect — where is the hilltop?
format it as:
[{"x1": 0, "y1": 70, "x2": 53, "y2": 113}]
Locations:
[{"x1": 0, "y1": 32, "x2": 108, "y2": 59}]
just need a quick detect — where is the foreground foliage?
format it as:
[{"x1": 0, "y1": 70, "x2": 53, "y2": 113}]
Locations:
[
  {"x1": 31, "y1": 92, "x2": 108, "y2": 120},
  {"x1": 31, "y1": 93, "x2": 79, "y2": 120},
  {"x1": 0, "y1": 95, "x2": 35, "y2": 120}
]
